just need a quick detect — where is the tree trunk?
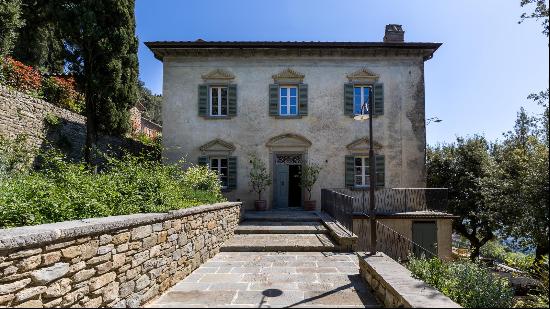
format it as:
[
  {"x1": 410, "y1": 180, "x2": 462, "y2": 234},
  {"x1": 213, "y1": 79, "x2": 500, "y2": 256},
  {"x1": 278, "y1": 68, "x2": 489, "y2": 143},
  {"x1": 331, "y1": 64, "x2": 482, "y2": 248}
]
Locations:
[{"x1": 534, "y1": 245, "x2": 549, "y2": 267}]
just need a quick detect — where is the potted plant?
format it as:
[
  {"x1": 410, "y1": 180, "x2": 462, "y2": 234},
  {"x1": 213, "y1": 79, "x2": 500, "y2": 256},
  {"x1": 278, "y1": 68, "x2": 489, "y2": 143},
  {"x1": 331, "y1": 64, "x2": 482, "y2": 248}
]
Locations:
[
  {"x1": 248, "y1": 153, "x2": 272, "y2": 211},
  {"x1": 299, "y1": 162, "x2": 322, "y2": 211}
]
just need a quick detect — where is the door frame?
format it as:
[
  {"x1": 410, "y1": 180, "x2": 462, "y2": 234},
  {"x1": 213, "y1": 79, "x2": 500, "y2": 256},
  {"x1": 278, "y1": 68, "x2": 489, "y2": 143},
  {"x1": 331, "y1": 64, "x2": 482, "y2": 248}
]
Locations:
[{"x1": 272, "y1": 152, "x2": 305, "y2": 209}]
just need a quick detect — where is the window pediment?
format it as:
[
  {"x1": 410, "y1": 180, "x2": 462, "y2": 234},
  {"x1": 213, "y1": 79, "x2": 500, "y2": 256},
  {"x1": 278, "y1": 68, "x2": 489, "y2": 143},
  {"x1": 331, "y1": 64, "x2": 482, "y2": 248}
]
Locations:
[
  {"x1": 346, "y1": 68, "x2": 379, "y2": 83},
  {"x1": 272, "y1": 68, "x2": 305, "y2": 84},
  {"x1": 346, "y1": 137, "x2": 383, "y2": 152},
  {"x1": 266, "y1": 133, "x2": 312, "y2": 150},
  {"x1": 200, "y1": 139, "x2": 236, "y2": 155},
  {"x1": 201, "y1": 69, "x2": 235, "y2": 81}
]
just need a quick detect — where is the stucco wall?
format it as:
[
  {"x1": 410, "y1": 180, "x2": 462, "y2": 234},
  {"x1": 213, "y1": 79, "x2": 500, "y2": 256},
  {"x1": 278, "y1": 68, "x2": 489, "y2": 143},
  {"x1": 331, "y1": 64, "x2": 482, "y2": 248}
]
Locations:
[
  {"x1": 0, "y1": 202, "x2": 241, "y2": 308},
  {"x1": 353, "y1": 217, "x2": 453, "y2": 260},
  {"x1": 162, "y1": 55, "x2": 427, "y2": 210}
]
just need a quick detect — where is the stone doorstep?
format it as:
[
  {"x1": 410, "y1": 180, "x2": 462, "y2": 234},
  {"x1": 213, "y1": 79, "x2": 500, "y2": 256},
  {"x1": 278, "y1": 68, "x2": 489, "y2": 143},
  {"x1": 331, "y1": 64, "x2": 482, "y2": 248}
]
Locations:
[
  {"x1": 235, "y1": 221, "x2": 328, "y2": 235},
  {"x1": 242, "y1": 211, "x2": 321, "y2": 222}
]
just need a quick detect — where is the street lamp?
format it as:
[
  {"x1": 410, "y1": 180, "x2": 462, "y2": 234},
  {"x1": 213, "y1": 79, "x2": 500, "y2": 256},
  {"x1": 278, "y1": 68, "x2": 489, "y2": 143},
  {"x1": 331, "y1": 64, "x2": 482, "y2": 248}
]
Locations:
[{"x1": 353, "y1": 87, "x2": 376, "y2": 255}]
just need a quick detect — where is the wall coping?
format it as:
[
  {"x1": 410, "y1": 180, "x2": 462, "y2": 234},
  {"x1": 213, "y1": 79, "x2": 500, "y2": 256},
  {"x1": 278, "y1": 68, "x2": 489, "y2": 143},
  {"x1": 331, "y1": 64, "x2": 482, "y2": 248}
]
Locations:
[
  {"x1": 0, "y1": 202, "x2": 241, "y2": 251},
  {"x1": 357, "y1": 252, "x2": 461, "y2": 308}
]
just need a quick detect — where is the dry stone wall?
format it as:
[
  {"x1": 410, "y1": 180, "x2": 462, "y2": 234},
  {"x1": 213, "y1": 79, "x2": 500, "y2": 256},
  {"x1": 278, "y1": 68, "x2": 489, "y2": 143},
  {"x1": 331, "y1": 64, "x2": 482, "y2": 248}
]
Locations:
[
  {"x1": 0, "y1": 85, "x2": 152, "y2": 161},
  {"x1": 0, "y1": 202, "x2": 241, "y2": 308}
]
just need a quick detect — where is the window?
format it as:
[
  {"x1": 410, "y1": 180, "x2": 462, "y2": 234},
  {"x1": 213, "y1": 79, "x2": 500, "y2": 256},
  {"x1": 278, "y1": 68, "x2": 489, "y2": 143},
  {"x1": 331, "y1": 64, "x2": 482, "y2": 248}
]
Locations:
[
  {"x1": 354, "y1": 156, "x2": 370, "y2": 187},
  {"x1": 210, "y1": 158, "x2": 228, "y2": 188},
  {"x1": 354, "y1": 86, "x2": 371, "y2": 115},
  {"x1": 210, "y1": 86, "x2": 228, "y2": 116},
  {"x1": 279, "y1": 86, "x2": 298, "y2": 116}
]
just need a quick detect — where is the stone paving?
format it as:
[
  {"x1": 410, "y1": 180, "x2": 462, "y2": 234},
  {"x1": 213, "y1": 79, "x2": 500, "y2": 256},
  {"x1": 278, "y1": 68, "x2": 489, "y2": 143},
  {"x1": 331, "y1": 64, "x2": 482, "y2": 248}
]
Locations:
[{"x1": 147, "y1": 252, "x2": 381, "y2": 308}]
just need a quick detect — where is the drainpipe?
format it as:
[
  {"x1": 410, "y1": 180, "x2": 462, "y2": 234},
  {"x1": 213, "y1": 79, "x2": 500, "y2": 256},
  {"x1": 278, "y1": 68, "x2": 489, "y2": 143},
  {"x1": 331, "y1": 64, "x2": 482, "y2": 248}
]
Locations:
[{"x1": 368, "y1": 88, "x2": 377, "y2": 255}]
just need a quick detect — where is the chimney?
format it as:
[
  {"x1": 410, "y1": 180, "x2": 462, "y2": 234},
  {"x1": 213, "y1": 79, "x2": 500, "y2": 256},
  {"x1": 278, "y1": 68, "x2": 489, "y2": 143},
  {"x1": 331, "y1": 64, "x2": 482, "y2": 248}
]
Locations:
[{"x1": 384, "y1": 24, "x2": 404, "y2": 42}]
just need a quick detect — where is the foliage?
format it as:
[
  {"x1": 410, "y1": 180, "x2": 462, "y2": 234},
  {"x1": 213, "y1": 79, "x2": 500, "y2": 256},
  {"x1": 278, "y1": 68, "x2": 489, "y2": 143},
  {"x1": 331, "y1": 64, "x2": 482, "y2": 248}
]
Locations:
[
  {"x1": 42, "y1": 76, "x2": 85, "y2": 113},
  {"x1": 298, "y1": 162, "x2": 321, "y2": 200},
  {"x1": 137, "y1": 80, "x2": 162, "y2": 125},
  {"x1": 519, "y1": 0, "x2": 549, "y2": 36},
  {"x1": 514, "y1": 257, "x2": 549, "y2": 308},
  {"x1": 11, "y1": 0, "x2": 65, "y2": 73},
  {"x1": 427, "y1": 136, "x2": 498, "y2": 260},
  {"x1": 481, "y1": 240, "x2": 535, "y2": 271},
  {"x1": 0, "y1": 0, "x2": 24, "y2": 57},
  {"x1": 408, "y1": 257, "x2": 514, "y2": 308},
  {"x1": 0, "y1": 150, "x2": 225, "y2": 228},
  {"x1": 59, "y1": 0, "x2": 139, "y2": 164},
  {"x1": 0, "y1": 134, "x2": 34, "y2": 177},
  {"x1": 248, "y1": 153, "x2": 271, "y2": 200},
  {"x1": 0, "y1": 57, "x2": 42, "y2": 94},
  {"x1": 44, "y1": 113, "x2": 61, "y2": 127},
  {"x1": 485, "y1": 106, "x2": 549, "y2": 265}
]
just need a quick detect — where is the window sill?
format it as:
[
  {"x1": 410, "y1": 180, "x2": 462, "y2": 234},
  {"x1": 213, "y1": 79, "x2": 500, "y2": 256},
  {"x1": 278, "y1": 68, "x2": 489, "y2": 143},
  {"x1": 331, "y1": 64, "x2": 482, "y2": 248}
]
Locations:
[
  {"x1": 200, "y1": 116, "x2": 235, "y2": 120},
  {"x1": 272, "y1": 115, "x2": 304, "y2": 119}
]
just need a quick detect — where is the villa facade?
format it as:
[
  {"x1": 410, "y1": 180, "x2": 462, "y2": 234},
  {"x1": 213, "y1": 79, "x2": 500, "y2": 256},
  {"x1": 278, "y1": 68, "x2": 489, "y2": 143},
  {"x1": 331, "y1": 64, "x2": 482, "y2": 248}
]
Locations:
[{"x1": 146, "y1": 26, "x2": 441, "y2": 212}]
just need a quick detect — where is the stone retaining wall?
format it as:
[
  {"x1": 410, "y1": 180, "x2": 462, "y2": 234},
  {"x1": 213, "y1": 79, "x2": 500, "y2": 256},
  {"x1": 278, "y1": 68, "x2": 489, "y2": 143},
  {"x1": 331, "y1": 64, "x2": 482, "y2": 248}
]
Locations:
[
  {"x1": 357, "y1": 252, "x2": 461, "y2": 308},
  {"x1": 0, "y1": 202, "x2": 241, "y2": 308},
  {"x1": 0, "y1": 85, "x2": 152, "y2": 161}
]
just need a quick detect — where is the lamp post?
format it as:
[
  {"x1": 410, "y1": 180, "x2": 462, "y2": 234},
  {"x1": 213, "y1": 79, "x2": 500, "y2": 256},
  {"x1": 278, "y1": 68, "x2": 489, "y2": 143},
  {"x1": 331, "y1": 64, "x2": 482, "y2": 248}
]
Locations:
[{"x1": 354, "y1": 87, "x2": 376, "y2": 255}]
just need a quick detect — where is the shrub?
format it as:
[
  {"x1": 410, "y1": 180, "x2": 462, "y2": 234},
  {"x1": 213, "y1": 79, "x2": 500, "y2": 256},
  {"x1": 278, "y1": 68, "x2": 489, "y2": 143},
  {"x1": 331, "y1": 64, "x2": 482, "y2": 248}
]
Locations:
[
  {"x1": 408, "y1": 257, "x2": 514, "y2": 308},
  {"x1": 41, "y1": 76, "x2": 85, "y2": 113},
  {"x1": 0, "y1": 134, "x2": 34, "y2": 177},
  {"x1": 44, "y1": 112, "x2": 60, "y2": 127},
  {"x1": 481, "y1": 240, "x2": 535, "y2": 271},
  {"x1": 0, "y1": 57, "x2": 41, "y2": 94},
  {"x1": 0, "y1": 151, "x2": 225, "y2": 228}
]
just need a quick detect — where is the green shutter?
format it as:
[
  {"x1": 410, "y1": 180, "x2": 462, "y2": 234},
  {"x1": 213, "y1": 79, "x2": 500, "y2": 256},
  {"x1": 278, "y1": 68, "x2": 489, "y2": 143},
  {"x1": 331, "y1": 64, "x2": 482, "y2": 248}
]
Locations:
[
  {"x1": 375, "y1": 155, "x2": 385, "y2": 187},
  {"x1": 374, "y1": 83, "x2": 384, "y2": 116},
  {"x1": 298, "y1": 83, "x2": 308, "y2": 116},
  {"x1": 345, "y1": 156, "x2": 355, "y2": 188},
  {"x1": 198, "y1": 84, "x2": 208, "y2": 116},
  {"x1": 227, "y1": 156, "x2": 237, "y2": 190},
  {"x1": 344, "y1": 83, "x2": 354, "y2": 116},
  {"x1": 228, "y1": 84, "x2": 237, "y2": 116},
  {"x1": 198, "y1": 156, "x2": 208, "y2": 166},
  {"x1": 269, "y1": 84, "x2": 279, "y2": 116}
]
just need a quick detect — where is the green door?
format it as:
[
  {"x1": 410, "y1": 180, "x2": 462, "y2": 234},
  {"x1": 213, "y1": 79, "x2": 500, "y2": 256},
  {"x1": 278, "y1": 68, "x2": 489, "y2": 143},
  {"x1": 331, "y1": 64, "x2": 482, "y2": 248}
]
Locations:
[
  {"x1": 412, "y1": 221, "x2": 438, "y2": 258},
  {"x1": 275, "y1": 164, "x2": 289, "y2": 208}
]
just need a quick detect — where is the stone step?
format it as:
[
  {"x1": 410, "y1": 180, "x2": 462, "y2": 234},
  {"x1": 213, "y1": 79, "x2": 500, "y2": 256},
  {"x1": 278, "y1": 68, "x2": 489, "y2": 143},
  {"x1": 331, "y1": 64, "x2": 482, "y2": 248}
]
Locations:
[
  {"x1": 221, "y1": 234, "x2": 338, "y2": 252},
  {"x1": 235, "y1": 221, "x2": 328, "y2": 234},
  {"x1": 243, "y1": 211, "x2": 320, "y2": 222}
]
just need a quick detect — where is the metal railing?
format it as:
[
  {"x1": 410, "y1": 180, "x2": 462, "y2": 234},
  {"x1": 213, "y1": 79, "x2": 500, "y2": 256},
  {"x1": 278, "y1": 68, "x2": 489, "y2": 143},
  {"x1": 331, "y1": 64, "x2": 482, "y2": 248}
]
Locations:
[
  {"x1": 321, "y1": 189, "x2": 354, "y2": 232},
  {"x1": 329, "y1": 188, "x2": 448, "y2": 214},
  {"x1": 321, "y1": 188, "x2": 447, "y2": 262}
]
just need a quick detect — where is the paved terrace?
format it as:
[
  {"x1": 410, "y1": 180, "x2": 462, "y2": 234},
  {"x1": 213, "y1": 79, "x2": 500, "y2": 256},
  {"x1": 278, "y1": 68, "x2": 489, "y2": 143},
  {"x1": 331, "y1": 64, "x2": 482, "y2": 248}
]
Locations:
[{"x1": 148, "y1": 211, "x2": 380, "y2": 308}]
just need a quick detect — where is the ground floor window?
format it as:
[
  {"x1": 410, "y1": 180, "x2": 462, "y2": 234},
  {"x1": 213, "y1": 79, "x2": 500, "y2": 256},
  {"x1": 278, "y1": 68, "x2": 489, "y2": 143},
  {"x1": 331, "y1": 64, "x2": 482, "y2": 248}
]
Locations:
[
  {"x1": 210, "y1": 157, "x2": 228, "y2": 188},
  {"x1": 355, "y1": 156, "x2": 370, "y2": 187}
]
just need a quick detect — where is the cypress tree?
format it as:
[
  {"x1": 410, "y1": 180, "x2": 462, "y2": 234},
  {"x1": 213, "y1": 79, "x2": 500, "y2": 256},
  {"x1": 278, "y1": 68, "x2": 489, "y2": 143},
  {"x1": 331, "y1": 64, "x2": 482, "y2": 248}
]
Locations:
[
  {"x1": 60, "y1": 0, "x2": 139, "y2": 164},
  {"x1": 0, "y1": 0, "x2": 24, "y2": 57},
  {"x1": 12, "y1": 0, "x2": 65, "y2": 73}
]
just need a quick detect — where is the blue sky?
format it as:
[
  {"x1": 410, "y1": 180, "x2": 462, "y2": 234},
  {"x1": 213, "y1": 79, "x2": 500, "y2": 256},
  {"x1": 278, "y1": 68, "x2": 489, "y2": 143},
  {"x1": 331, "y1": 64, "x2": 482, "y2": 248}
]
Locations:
[{"x1": 136, "y1": 0, "x2": 549, "y2": 145}]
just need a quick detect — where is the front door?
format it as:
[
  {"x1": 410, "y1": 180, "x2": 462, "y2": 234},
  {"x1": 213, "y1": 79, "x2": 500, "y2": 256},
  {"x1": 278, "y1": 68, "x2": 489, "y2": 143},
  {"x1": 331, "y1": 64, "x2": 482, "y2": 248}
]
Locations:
[{"x1": 274, "y1": 154, "x2": 302, "y2": 209}]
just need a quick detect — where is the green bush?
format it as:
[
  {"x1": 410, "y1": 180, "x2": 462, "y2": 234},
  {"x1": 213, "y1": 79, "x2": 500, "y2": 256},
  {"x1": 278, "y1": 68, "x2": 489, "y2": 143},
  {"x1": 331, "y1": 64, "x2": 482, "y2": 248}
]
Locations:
[
  {"x1": 408, "y1": 257, "x2": 514, "y2": 308},
  {"x1": 41, "y1": 76, "x2": 85, "y2": 114},
  {"x1": 481, "y1": 240, "x2": 535, "y2": 271},
  {"x1": 0, "y1": 151, "x2": 225, "y2": 228},
  {"x1": 0, "y1": 134, "x2": 34, "y2": 177}
]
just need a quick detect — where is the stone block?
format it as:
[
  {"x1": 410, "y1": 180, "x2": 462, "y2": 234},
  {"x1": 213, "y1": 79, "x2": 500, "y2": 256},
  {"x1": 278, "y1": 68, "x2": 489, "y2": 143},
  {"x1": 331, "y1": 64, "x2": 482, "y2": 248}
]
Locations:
[
  {"x1": 14, "y1": 286, "x2": 46, "y2": 302},
  {"x1": 61, "y1": 245, "x2": 81, "y2": 259},
  {"x1": 142, "y1": 235, "x2": 157, "y2": 249},
  {"x1": 101, "y1": 281, "x2": 119, "y2": 303},
  {"x1": 82, "y1": 296, "x2": 102, "y2": 308},
  {"x1": 80, "y1": 240, "x2": 99, "y2": 260},
  {"x1": 99, "y1": 234, "x2": 113, "y2": 245},
  {"x1": 112, "y1": 254, "x2": 126, "y2": 269},
  {"x1": 135, "y1": 274, "x2": 151, "y2": 291},
  {"x1": 89, "y1": 272, "x2": 116, "y2": 291},
  {"x1": 73, "y1": 269, "x2": 96, "y2": 283},
  {"x1": 96, "y1": 245, "x2": 114, "y2": 255},
  {"x1": 87, "y1": 252, "x2": 111, "y2": 265},
  {"x1": 131, "y1": 225, "x2": 152, "y2": 240},
  {"x1": 17, "y1": 255, "x2": 42, "y2": 272},
  {"x1": 126, "y1": 266, "x2": 141, "y2": 281},
  {"x1": 61, "y1": 286, "x2": 88, "y2": 306},
  {"x1": 8, "y1": 248, "x2": 42, "y2": 260},
  {"x1": 96, "y1": 261, "x2": 113, "y2": 275},
  {"x1": 30, "y1": 263, "x2": 69, "y2": 284},
  {"x1": 68, "y1": 261, "x2": 86, "y2": 274},
  {"x1": 119, "y1": 281, "x2": 135, "y2": 298},
  {"x1": 45, "y1": 278, "x2": 72, "y2": 298},
  {"x1": 112, "y1": 232, "x2": 130, "y2": 245},
  {"x1": 14, "y1": 299, "x2": 43, "y2": 308},
  {"x1": 131, "y1": 250, "x2": 149, "y2": 268},
  {"x1": 41, "y1": 251, "x2": 61, "y2": 266}
]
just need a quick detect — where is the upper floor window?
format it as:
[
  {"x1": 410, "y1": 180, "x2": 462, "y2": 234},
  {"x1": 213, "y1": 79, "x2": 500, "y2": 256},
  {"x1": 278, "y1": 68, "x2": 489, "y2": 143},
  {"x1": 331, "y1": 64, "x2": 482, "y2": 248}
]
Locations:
[
  {"x1": 354, "y1": 86, "x2": 371, "y2": 115},
  {"x1": 354, "y1": 156, "x2": 370, "y2": 187},
  {"x1": 210, "y1": 86, "x2": 228, "y2": 116},
  {"x1": 210, "y1": 157, "x2": 228, "y2": 188},
  {"x1": 279, "y1": 86, "x2": 298, "y2": 116}
]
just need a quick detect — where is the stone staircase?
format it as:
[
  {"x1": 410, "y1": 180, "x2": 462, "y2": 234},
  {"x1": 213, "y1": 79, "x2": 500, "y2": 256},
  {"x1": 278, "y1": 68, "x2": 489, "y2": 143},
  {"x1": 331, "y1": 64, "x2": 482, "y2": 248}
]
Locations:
[{"x1": 220, "y1": 211, "x2": 344, "y2": 252}]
